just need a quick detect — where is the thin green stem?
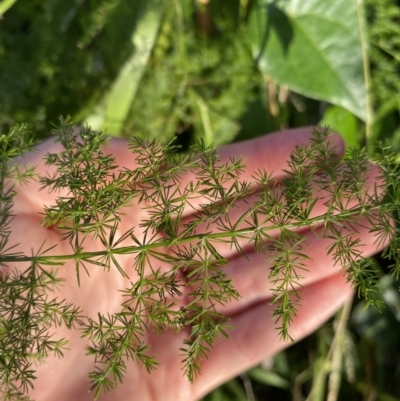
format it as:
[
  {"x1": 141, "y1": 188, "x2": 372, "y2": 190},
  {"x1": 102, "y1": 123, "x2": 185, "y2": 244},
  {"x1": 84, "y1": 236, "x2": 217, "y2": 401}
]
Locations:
[
  {"x1": 0, "y1": 203, "x2": 382, "y2": 266},
  {"x1": 355, "y1": 0, "x2": 374, "y2": 147}
]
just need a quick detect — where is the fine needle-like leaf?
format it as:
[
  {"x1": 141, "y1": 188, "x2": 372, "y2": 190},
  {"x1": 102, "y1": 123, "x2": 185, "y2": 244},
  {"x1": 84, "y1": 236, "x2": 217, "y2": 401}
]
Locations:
[{"x1": 0, "y1": 121, "x2": 398, "y2": 400}]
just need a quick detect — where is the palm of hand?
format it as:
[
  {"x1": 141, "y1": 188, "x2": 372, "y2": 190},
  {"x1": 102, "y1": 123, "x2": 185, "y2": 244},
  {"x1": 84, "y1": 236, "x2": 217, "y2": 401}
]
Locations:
[{"x1": 7, "y1": 129, "x2": 384, "y2": 401}]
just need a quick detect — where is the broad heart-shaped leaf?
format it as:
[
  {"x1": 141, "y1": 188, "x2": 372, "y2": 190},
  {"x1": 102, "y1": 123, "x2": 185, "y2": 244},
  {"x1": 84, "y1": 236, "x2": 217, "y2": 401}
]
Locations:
[{"x1": 249, "y1": 0, "x2": 367, "y2": 121}]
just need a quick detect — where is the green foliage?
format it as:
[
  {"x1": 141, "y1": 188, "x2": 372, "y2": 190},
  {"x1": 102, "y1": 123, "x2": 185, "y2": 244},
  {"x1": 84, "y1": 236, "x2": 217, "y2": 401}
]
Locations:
[
  {"x1": 85, "y1": 1, "x2": 165, "y2": 136},
  {"x1": 365, "y1": 0, "x2": 400, "y2": 149},
  {"x1": 0, "y1": 123, "x2": 81, "y2": 400},
  {"x1": 249, "y1": 0, "x2": 368, "y2": 121},
  {"x1": 0, "y1": 121, "x2": 399, "y2": 400},
  {"x1": 0, "y1": 0, "x2": 152, "y2": 137},
  {"x1": 0, "y1": 0, "x2": 260, "y2": 145},
  {"x1": 122, "y1": 1, "x2": 257, "y2": 145},
  {"x1": 319, "y1": 105, "x2": 362, "y2": 148},
  {"x1": 1, "y1": 0, "x2": 400, "y2": 400},
  {"x1": 0, "y1": 0, "x2": 17, "y2": 16}
]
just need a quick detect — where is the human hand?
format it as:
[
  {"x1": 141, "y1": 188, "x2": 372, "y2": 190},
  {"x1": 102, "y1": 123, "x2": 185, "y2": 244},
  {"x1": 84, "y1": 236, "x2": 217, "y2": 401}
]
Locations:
[{"x1": 8, "y1": 127, "x2": 388, "y2": 401}]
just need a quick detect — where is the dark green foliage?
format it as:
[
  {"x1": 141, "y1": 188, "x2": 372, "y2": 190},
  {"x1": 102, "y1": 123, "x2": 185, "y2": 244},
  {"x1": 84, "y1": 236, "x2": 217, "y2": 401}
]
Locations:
[
  {"x1": 365, "y1": 0, "x2": 400, "y2": 148},
  {"x1": 0, "y1": 0, "x2": 268, "y2": 146},
  {"x1": 0, "y1": 0, "x2": 152, "y2": 136},
  {"x1": 124, "y1": 1, "x2": 258, "y2": 145},
  {"x1": 0, "y1": 123, "x2": 82, "y2": 400},
  {"x1": 0, "y1": 1, "x2": 400, "y2": 400}
]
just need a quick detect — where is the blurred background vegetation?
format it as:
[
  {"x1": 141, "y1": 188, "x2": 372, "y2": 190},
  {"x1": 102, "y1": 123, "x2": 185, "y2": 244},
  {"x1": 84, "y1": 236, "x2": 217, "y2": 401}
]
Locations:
[{"x1": 1, "y1": 0, "x2": 400, "y2": 399}]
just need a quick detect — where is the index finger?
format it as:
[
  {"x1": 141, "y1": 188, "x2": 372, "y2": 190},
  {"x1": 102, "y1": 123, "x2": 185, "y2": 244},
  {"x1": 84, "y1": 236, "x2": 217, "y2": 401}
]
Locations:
[
  {"x1": 220, "y1": 127, "x2": 344, "y2": 179},
  {"x1": 175, "y1": 127, "x2": 345, "y2": 218}
]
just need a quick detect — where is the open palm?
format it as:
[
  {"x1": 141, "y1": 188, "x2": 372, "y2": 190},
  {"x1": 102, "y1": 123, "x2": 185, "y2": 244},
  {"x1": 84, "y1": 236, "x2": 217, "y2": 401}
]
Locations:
[{"x1": 8, "y1": 127, "x2": 387, "y2": 401}]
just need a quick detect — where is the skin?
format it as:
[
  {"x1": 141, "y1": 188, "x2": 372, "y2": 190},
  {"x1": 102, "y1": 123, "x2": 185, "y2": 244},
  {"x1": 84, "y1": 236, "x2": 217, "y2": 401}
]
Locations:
[{"x1": 7, "y1": 127, "x2": 389, "y2": 401}]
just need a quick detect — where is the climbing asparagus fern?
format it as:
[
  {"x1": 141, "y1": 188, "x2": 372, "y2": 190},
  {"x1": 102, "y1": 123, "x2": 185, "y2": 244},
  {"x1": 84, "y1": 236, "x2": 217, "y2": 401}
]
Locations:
[{"x1": 0, "y1": 118, "x2": 398, "y2": 400}]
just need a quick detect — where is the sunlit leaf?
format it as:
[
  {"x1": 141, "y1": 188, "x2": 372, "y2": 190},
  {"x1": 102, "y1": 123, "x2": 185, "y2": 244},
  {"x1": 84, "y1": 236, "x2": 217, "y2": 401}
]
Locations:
[
  {"x1": 85, "y1": 1, "x2": 165, "y2": 135},
  {"x1": 249, "y1": 0, "x2": 367, "y2": 120}
]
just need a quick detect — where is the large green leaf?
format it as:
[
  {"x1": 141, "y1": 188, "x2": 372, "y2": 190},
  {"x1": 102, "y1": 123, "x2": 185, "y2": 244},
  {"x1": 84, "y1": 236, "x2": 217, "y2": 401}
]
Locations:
[
  {"x1": 0, "y1": 0, "x2": 17, "y2": 15},
  {"x1": 319, "y1": 105, "x2": 361, "y2": 147},
  {"x1": 85, "y1": 1, "x2": 164, "y2": 135},
  {"x1": 249, "y1": 0, "x2": 367, "y2": 121}
]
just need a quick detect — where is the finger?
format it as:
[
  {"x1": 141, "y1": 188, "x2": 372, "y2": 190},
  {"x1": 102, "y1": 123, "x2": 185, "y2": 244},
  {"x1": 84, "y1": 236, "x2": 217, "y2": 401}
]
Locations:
[
  {"x1": 11, "y1": 137, "x2": 131, "y2": 213},
  {"x1": 172, "y1": 163, "x2": 384, "y2": 261},
  {"x1": 218, "y1": 213, "x2": 390, "y2": 315},
  {"x1": 12, "y1": 127, "x2": 342, "y2": 207},
  {"x1": 174, "y1": 127, "x2": 345, "y2": 218},
  {"x1": 219, "y1": 127, "x2": 344, "y2": 179},
  {"x1": 192, "y1": 272, "x2": 353, "y2": 400}
]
